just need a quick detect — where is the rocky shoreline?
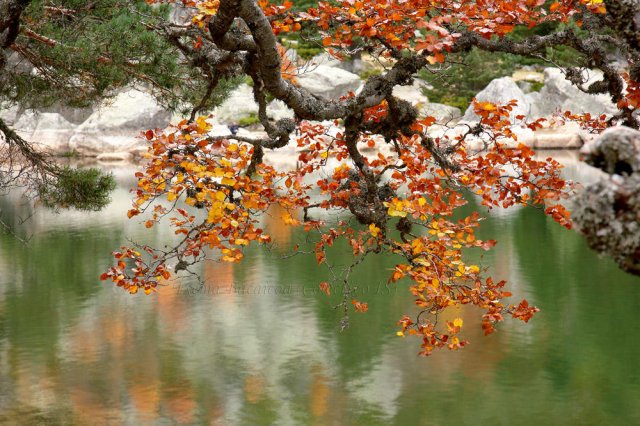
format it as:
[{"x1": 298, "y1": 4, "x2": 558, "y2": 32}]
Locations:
[{"x1": 0, "y1": 58, "x2": 618, "y2": 161}]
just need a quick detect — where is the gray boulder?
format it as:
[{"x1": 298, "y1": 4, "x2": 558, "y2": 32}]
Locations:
[{"x1": 573, "y1": 126, "x2": 640, "y2": 276}]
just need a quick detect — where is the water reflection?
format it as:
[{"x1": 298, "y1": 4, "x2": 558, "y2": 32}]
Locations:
[{"x1": 0, "y1": 153, "x2": 639, "y2": 424}]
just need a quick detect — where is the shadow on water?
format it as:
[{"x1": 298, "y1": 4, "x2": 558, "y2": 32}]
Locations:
[{"x1": 0, "y1": 152, "x2": 638, "y2": 425}]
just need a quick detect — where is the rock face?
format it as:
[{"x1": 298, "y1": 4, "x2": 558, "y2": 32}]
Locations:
[
  {"x1": 461, "y1": 77, "x2": 530, "y2": 123},
  {"x1": 296, "y1": 65, "x2": 362, "y2": 100},
  {"x1": 572, "y1": 126, "x2": 640, "y2": 276},
  {"x1": 68, "y1": 88, "x2": 171, "y2": 156}
]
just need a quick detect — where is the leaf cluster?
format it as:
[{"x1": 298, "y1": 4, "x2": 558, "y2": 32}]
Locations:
[{"x1": 38, "y1": 166, "x2": 116, "y2": 211}]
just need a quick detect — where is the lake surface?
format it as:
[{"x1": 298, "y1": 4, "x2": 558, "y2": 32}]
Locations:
[{"x1": 0, "y1": 153, "x2": 639, "y2": 425}]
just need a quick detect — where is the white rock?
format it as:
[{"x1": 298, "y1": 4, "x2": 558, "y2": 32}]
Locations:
[
  {"x1": 68, "y1": 134, "x2": 144, "y2": 156},
  {"x1": 308, "y1": 52, "x2": 342, "y2": 68},
  {"x1": 534, "y1": 68, "x2": 618, "y2": 117},
  {"x1": 266, "y1": 99, "x2": 295, "y2": 121},
  {"x1": 13, "y1": 110, "x2": 40, "y2": 135},
  {"x1": 69, "y1": 88, "x2": 171, "y2": 156},
  {"x1": 461, "y1": 77, "x2": 530, "y2": 123},
  {"x1": 530, "y1": 121, "x2": 585, "y2": 149},
  {"x1": 392, "y1": 80, "x2": 430, "y2": 107},
  {"x1": 213, "y1": 84, "x2": 258, "y2": 124},
  {"x1": 213, "y1": 85, "x2": 295, "y2": 125},
  {"x1": 96, "y1": 151, "x2": 133, "y2": 162},
  {"x1": 0, "y1": 104, "x2": 20, "y2": 125},
  {"x1": 30, "y1": 113, "x2": 75, "y2": 152},
  {"x1": 296, "y1": 65, "x2": 362, "y2": 100},
  {"x1": 421, "y1": 103, "x2": 461, "y2": 123}
]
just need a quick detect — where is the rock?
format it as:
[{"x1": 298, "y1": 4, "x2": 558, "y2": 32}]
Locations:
[
  {"x1": 77, "y1": 88, "x2": 169, "y2": 131},
  {"x1": 39, "y1": 104, "x2": 93, "y2": 125},
  {"x1": 69, "y1": 88, "x2": 171, "y2": 156},
  {"x1": 13, "y1": 109, "x2": 40, "y2": 135},
  {"x1": 511, "y1": 69, "x2": 544, "y2": 83},
  {"x1": 390, "y1": 80, "x2": 459, "y2": 123},
  {"x1": 392, "y1": 80, "x2": 430, "y2": 109},
  {"x1": 573, "y1": 174, "x2": 640, "y2": 276},
  {"x1": 534, "y1": 68, "x2": 618, "y2": 117},
  {"x1": 421, "y1": 103, "x2": 461, "y2": 123},
  {"x1": 461, "y1": 77, "x2": 530, "y2": 123},
  {"x1": 524, "y1": 92, "x2": 543, "y2": 118},
  {"x1": 96, "y1": 151, "x2": 133, "y2": 162},
  {"x1": 266, "y1": 99, "x2": 295, "y2": 121},
  {"x1": 2, "y1": 109, "x2": 82, "y2": 154},
  {"x1": 0, "y1": 104, "x2": 20, "y2": 125},
  {"x1": 530, "y1": 121, "x2": 585, "y2": 149},
  {"x1": 580, "y1": 126, "x2": 640, "y2": 174},
  {"x1": 517, "y1": 81, "x2": 534, "y2": 93},
  {"x1": 296, "y1": 65, "x2": 362, "y2": 100},
  {"x1": 213, "y1": 84, "x2": 258, "y2": 124},
  {"x1": 573, "y1": 126, "x2": 640, "y2": 276},
  {"x1": 213, "y1": 85, "x2": 296, "y2": 125},
  {"x1": 308, "y1": 52, "x2": 342, "y2": 68},
  {"x1": 30, "y1": 113, "x2": 76, "y2": 152}
]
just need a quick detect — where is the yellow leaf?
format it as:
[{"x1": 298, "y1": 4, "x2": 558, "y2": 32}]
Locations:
[
  {"x1": 453, "y1": 318, "x2": 463, "y2": 328},
  {"x1": 369, "y1": 223, "x2": 380, "y2": 237},
  {"x1": 221, "y1": 177, "x2": 236, "y2": 186}
]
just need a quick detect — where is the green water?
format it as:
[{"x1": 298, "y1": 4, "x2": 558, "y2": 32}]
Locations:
[{"x1": 0, "y1": 154, "x2": 639, "y2": 425}]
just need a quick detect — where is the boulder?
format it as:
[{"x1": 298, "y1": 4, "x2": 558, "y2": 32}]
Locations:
[
  {"x1": 39, "y1": 104, "x2": 93, "y2": 125},
  {"x1": 580, "y1": 126, "x2": 640, "y2": 174},
  {"x1": 96, "y1": 151, "x2": 133, "y2": 162},
  {"x1": 266, "y1": 99, "x2": 295, "y2": 122},
  {"x1": 572, "y1": 126, "x2": 640, "y2": 276},
  {"x1": 0, "y1": 109, "x2": 79, "y2": 154},
  {"x1": 296, "y1": 65, "x2": 362, "y2": 100},
  {"x1": 213, "y1": 84, "x2": 295, "y2": 125},
  {"x1": 461, "y1": 77, "x2": 530, "y2": 123},
  {"x1": 308, "y1": 52, "x2": 342, "y2": 68},
  {"x1": 421, "y1": 103, "x2": 461, "y2": 123},
  {"x1": 0, "y1": 104, "x2": 20, "y2": 125},
  {"x1": 213, "y1": 83, "x2": 258, "y2": 124},
  {"x1": 530, "y1": 121, "x2": 585, "y2": 150},
  {"x1": 13, "y1": 109, "x2": 40, "y2": 135},
  {"x1": 534, "y1": 68, "x2": 618, "y2": 117},
  {"x1": 30, "y1": 113, "x2": 76, "y2": 153},
  {"x1": 392, "y1": 80, "x2": 430, "y2": 110},
  {"x1": 69, "y1": 88, "x2": 171, "y2": 156}
]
